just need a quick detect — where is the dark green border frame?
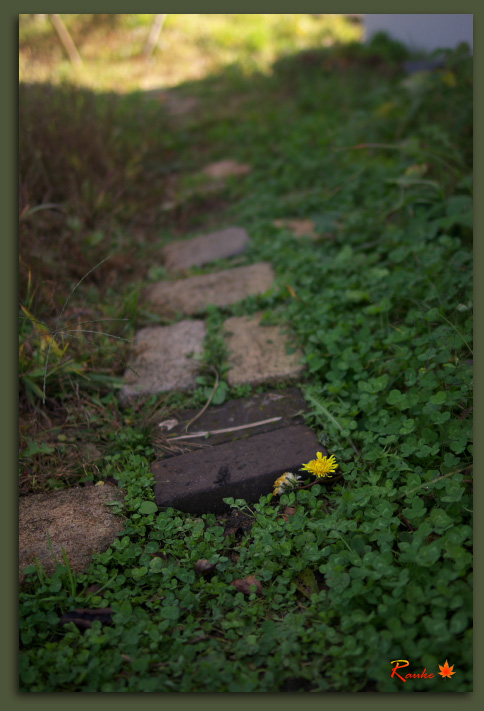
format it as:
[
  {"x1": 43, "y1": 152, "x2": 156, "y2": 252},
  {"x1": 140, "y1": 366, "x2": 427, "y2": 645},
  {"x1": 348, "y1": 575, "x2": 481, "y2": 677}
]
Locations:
[{"x1": 8, "y1": 4, "x2": 480, "y2": 708}]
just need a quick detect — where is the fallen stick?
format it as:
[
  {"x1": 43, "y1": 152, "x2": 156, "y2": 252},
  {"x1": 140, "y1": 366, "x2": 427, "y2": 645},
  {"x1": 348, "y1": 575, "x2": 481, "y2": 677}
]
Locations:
[
  {"x1": 143, "y1": 13, "x2": 167, "y2": 58},
  {"x1": 50, "y1": 14, "x2": 82, "y2": 66},
  {"x1": 168, "y1": 416, "x2": 282, "y2": 440}
]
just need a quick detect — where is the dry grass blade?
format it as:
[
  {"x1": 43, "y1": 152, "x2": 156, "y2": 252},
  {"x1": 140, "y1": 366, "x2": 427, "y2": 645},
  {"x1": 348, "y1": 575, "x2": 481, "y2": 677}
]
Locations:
[
  {"x1": 184, "y1": 366, "x2": 219, "y2": 432},
  {"x1": 39, "y1": 257, "x2": 131, "y2": 403}
]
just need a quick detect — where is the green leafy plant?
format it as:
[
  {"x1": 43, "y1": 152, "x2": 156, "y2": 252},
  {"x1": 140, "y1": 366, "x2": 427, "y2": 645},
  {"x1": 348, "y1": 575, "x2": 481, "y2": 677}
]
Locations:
[{"x1": 19, "y1": 23, "x2": 472, "y2": 693}]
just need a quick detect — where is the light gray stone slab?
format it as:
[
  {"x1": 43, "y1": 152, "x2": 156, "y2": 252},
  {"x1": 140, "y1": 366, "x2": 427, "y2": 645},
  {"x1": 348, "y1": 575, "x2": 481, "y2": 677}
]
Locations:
[
  {"x1": 19, "y1": 486, "x2": 125, "y2": 584},
  {"x1": 145, "y1": 263, "x2": 275, "y2": 316},
  {"x1": 120, "y1": 321, "x2": 206, "y2": 402},
  {"x1": 224, "y1": 313, "x2": 304, "y2": 387},
  {"x1": 162, "y1": 227, "x2": 251, "y2": 271}
]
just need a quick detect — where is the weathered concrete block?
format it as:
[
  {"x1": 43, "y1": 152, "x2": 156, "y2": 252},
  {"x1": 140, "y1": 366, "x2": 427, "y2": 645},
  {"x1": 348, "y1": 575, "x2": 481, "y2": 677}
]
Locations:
[
  {"x1": 152, "y1": 424, "x2": 320, "y2": 514},
  {"x1": 145, "y1": 263, "x2": 275, "y2": 316},
  {"x1": 19, "y1": 486, "x2": 124, "y2": 584},
  {"x1": 224, "y1": 313, "x2": 304, "y2": 387},
  {"x1": 120, "y1": 321, "x2": 206, "y2": 402},
  {"x1": 162, "y1": 227, "x2": 250, "y2": 271}
]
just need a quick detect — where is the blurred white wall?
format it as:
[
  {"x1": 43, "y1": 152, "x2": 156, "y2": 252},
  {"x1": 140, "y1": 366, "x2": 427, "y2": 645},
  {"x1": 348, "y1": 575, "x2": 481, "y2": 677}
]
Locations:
[{"x1": 364, "y1": 14, "x2": 473, "y2": 52}]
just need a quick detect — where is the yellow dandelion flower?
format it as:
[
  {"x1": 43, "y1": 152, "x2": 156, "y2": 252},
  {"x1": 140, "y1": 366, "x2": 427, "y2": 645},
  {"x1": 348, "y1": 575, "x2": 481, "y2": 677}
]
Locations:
[
  {"x1": 273, "y1": 472, "x2": 301, "y2": 495},
  {"x1": 300, "y1": 452, "x2": 338, "y2": 479}
]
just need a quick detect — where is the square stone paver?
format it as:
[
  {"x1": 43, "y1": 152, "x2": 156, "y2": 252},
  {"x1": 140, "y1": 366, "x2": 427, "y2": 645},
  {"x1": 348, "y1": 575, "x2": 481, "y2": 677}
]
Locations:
[
  {"x1": 224, "y1": 313, "x2": 304, "y2": 387},
  {"x1": 120, "y1": 320, "x2": 206, "y2": 402},
  {"x1": 145, "y1": 263, "x2": 275, "y2": 316},
  {"x1": 19, "y1": 486, "x2": 125, "y2": 584},
  {"x1": 152, "y1": 424, "x2": 320, "y2": 514},
  {"x1": 162, "y1": 227, "x2": 250, "y2": 271}
]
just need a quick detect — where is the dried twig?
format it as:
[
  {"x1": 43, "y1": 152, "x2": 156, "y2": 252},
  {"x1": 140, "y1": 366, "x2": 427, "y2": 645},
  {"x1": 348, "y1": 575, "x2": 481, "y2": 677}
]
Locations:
[
  {"x1": 184, "y1": 366, "x2": 219, "y2": 432},
  {"x1": 398, "y1": 513, "x2": 416, "y2": 532},
  {"x1": 143, "y1": 14, "x2": 167, "y2": 58},
  {"x1": 49, "y1": 14, "x2": 82, "y2": 66},
  {"x1": 169, "y1": 416, "x2": 283, "y2": 441}
]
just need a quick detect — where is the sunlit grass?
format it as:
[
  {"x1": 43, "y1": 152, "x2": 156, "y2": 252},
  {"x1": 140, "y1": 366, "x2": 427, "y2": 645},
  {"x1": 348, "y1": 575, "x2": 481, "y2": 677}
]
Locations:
[{"x1": 19, "y1": 13, "x2": 363, "y2": 92}]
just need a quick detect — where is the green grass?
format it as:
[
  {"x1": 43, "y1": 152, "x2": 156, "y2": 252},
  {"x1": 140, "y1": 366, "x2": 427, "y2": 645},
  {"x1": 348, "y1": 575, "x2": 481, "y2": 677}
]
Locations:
[{"x1": 19, "y1": 15, "x2": 472, "y2": 692}]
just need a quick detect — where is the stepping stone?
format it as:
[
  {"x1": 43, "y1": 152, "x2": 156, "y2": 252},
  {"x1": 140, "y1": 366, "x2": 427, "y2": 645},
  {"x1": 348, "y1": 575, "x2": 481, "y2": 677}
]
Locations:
[
  {"x1": 145, "y1": 263, "x2": 275, "y2": 316},
  {"x1": 201, "y1": 160, "x2": 251, "y2": 179},
  {"x1": 152, "y1": 424, "x2": 320, "y2": 514},
  {"x1": 156, "y1": 387, "x2": 308, "y2": 450},
  {"x1": 120, "y1": 321, "x2": 206, "y2": 402},
  {"x1": 273, "y1": 218, "x2": 320, "y2": 239},
  {"x1": 224, "y1": 313, "x2": 304, "y2": 387},
  {"x1": 162, "y1": 227, "x2": 251, "y2": 271},
  {"x1": 19, "y1": 486, "x2": 124, "y2": 584}
]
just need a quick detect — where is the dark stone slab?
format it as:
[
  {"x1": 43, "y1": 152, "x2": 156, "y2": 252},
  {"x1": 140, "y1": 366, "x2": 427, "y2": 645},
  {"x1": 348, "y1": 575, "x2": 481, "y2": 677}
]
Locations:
[
  {"x1": 152, "y1": 424, "x2": 320, "y2": 514},
  {"x1": 158, "y1": 387, "x2": 308, "y2": 451}
]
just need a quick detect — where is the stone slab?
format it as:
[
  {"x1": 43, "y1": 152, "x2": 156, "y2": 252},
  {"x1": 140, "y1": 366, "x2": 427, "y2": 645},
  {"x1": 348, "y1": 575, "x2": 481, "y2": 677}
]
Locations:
[
  {"x1": 158, "y1": 387, "x2": 308, "y2": 451},
  {"x1": 273, "y1": 218, "x2": 320, "y2": 239},
  {"x1": 19, "y1": 486, "x2": 124, "y2": 584},
  {"x1": 145, "y1": 263, "x2": 275, "y2": 316},
  {"x1": 120, "y1": 320, "x2": 206, "y2": 402},
  {"x1": 162, "y1": 227, "x2": 251, "y2": 271},
  {"x1": 224, "y1": 313, "x2": 304, "y2": 387},
  {"x1": 202, "y1": 160, "x2": 251, "y2": 179},
  {"x1": 152, "y1": 424, "x2": 320, "y2": 514}
]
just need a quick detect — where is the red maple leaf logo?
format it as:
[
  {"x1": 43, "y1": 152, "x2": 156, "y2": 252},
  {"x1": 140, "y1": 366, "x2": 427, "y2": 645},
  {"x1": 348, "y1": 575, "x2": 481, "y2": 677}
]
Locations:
[{"x1": 438, "y1": 660, "x2": 456, "y2": 679}]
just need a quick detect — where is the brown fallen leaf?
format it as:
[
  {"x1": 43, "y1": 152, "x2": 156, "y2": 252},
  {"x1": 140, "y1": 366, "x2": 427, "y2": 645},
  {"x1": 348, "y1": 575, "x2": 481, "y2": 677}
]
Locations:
[
  {"x1": 202, "y1": 160, "x2": 251, "y2": 179},
  {"x1": 281, "y1": 506, "x2": 297, "y2": 522},
  {"x1": 194, "y1": 559, "x2": 217, "y2": 574},
  {"x1": 231, "y1": 575, "x2": 263, "y2": 596}
]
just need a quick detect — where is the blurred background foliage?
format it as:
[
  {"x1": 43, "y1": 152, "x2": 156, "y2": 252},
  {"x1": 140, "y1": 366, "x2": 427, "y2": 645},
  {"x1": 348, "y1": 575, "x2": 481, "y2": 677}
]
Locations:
[{"x1": 19, "y1": 13, "x2": 363, "y2": 91}]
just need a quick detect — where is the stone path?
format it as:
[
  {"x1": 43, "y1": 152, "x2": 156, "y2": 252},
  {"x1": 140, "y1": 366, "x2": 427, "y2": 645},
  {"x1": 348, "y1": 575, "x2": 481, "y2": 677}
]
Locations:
[
  {"x1": 20, "y1": 219, "x2": 324, "y2": 581},
  {"x1": 123, "y1": 224, "x2": 318, "y2": 514}
]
